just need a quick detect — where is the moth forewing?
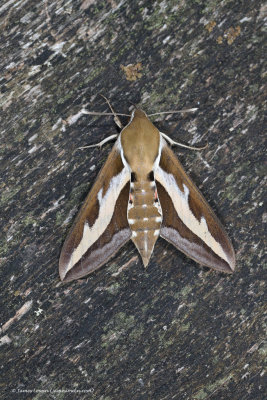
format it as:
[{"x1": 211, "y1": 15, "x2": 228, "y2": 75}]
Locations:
[
  {"x1": 155, "y1": 138, "x2": 235, "y2": 273},
  {"x1": 59, "y1": 108, "x2": 235, "y2": 282},
  {"x1": 59, "y1": 141, "x2": 131, "y2": 282}
]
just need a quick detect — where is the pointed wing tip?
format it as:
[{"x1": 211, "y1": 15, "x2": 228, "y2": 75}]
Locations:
[
  {"x1": 59, "y1": 254, "x2": 80, "y2": 282},
  {"x1": 218, "y1": 254, "x2": 235, "y2": 274},
  {"x1": 59, "y1": 268, "x2": 76, "y2": 283},
  {"x1": 59, "y1": 266, "x2": 68, "y2": 282},
  {"x1": 59, "y1": 258, "x2": 72, "y2": 282},
  {"x1": 59, "y1": 261, "x2": 80, "y2": 282},
  {"x1": 226, "y1": 249, "x2": 236, "y2": 273},
  {"x1": 228, "y1": 259, "x2": 236, "y2": 273},
  {"x1": 60, "y1": 276, "x2": 72, "y2": 283},
  {"x1": 225, "y1": 264, "x2": 235, "y2": 274}
]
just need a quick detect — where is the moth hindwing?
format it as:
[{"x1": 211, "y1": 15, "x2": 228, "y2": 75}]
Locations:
[{"x1": 59, "y1": 109, "x2": 235, "y2": 282}]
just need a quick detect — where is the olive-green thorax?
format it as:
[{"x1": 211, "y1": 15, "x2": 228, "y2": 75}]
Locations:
[{"x1": 121, "y1": 110, "x2": 160, "y2": 179}]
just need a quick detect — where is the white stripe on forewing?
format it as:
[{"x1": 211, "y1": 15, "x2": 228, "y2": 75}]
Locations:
[
  {"x1": 65, "y1": 165, "x2": 129, "y2": 274},
  {"x1": 155, "y1": 166, "x2": 230, "y2": 265}
]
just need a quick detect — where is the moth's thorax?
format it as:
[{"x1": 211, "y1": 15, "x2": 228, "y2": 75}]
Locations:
[{"x1": 121, "y1": 109, "x2": 160, "y2": 179}]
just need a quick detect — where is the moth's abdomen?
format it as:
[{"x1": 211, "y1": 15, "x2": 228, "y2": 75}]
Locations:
[{"x1": 128, "y1": 181, "x2": 162, "y2": 266}]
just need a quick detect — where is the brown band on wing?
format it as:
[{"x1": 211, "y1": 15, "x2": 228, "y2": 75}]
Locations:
[
  {"x1": 159, "y1": 146, "x2": 185, "y2": 193},
  {"x1": 159, "y1": 143, "x2": 235, "y2": 264},
  {"x1": 59, "y1": 141, "x2": 131, "y2": 282},
  {"x1": 101, "y1": 152, "x2": 125, "y2": 197},
  {"x1": 61, "y1": 183, "x2": 131, "y2": 282},
  {"x1": 157, "y1": 181, "x2": 233, "y2": 273}
]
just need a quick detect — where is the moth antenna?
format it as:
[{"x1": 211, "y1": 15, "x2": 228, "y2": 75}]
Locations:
[
  {"x1": 98, "y1": 94, "x2": 123, "y2": 129},
  {"x1": 148, "y1": 108, "x2": 198, "y2": 116},
  {"x1": 81, "y1": 111, "x2": 130, "y2": 117},
  {"x1": 160, "y1": 131, "x2": 208, "y2": 151},
  {"x1": 128, "y1": 100, "x2": 138, "y2": 109}
]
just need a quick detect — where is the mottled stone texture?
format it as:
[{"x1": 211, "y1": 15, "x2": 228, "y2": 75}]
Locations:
[{"x1": 0, "y1": 1, "x2": 265, "y2": 399}]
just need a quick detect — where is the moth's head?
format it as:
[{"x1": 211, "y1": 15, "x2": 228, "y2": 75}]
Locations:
[{"x1": 131, "y1": 109, "x2": 147, "y2": 120}]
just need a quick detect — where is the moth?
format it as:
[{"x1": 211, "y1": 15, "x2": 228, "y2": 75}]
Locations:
[{"x1": 59, "y1": 108, "x2": 235, "y2": 282}]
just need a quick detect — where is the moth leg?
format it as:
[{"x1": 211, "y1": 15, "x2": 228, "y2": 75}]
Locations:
[
  {"x1": 160, "y1": 132, "x2": 208, "y2": 151},
  {"x1": 77, "y1": 134, "x2": 118, "y2": 150}
]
